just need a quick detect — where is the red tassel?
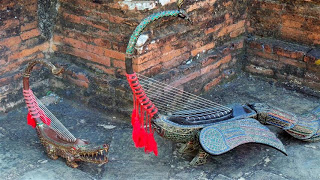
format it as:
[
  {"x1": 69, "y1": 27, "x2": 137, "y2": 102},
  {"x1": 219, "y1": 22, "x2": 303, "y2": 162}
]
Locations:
[
  {"x1": 144, "y1": 133, "x2": 158, "y2": 156},
  {"x1": 131, "y1": 108, "x2": 137, "y2": 126},
  {"x1": 150, "y1": 133, "x2": 158, "y2": 156},
  {"x1": 132, "y1": 117, "x2": 140, "y2": 147},
  {"x1": 126, "y1": 73, "x2": 159, "y2": 156},
  {"x1": 27, "y1": 112, "x2": 36, "y2": 128},
  {"x1": 136, "y1": 128, "x2": 146, "y2": 148},
  {"x1": 144, "y1": 133, "x2": 152, "y2": 154}
]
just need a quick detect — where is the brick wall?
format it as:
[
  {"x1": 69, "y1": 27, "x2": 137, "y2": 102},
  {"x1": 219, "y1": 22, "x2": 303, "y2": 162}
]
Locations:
[
  {"x1": 1, "y1": 0, "x2": 319, "y2": 113},
  {"x1": 52, "y1": 0, "x2": 246, "y2": 80},
  {"x1": 0, "y1": 0, "x2": 50, "y2": 112},
  {"x1": 246, "y1": 0, "x2": 320, "y2": 90},
  {"x1": 49, "y1": 0, "x2": 247, "y2": 114}
]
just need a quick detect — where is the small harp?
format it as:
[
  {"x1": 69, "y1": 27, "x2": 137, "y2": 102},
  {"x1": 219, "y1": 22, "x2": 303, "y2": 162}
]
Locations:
[
  {"x1": 124, "y1": 9, "x2": 287, "y2": 163},
  {"x1": 23, "y1": 60, "x2": 109, "y2": 168}
]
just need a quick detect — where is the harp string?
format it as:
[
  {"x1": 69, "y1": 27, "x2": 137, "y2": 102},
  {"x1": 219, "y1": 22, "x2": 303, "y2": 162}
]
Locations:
[
  {"x1": 34, "y1": 96, "x2": 76, "y2": 142},
  {"x1": 25, "y1": 89, "x2": 76, "y2": 142},
  {"x1": 136, "y1": 73, "x2": 231, "y2": 118}
]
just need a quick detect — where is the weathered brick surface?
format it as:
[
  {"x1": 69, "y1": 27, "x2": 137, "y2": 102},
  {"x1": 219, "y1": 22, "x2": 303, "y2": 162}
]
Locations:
[
  {"x1": 0, "y1": 0, "x2": 49, "y2": 112},
  {"x1": 50, "y1": 0, "x2": 247, "y2": 100},
  {"x1": 1, "y1": 0, "x2": 319, "y2": 113},
  {"x1": 249, "y1": 0, "x2": 320, "y2": 46},
  {"x1": 246, "y1": 37, "x2": 320, "y2": 90},
  {"x1": 247, "y1": 0, "x2": 320, "y2": 91},
  {"x1": 52, "y1": 0, "x2": 247, "y2": 78}
]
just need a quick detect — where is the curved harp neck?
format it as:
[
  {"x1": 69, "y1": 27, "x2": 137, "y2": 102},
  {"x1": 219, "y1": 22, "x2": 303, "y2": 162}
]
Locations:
[{"x1": 23, "y1": 60, "x2": 63, "y2": 90}]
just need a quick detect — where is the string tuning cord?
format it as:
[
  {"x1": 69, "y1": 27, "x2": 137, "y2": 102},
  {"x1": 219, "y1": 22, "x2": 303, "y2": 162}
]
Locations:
[{"x1": 136, "y1": 73, "x2": 233, "y2": 125}]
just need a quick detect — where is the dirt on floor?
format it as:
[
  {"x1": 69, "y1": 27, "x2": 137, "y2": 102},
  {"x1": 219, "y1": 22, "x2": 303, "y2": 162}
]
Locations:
[{"x1": 0, "y1": 73, "x2": 319, "y2": 180}]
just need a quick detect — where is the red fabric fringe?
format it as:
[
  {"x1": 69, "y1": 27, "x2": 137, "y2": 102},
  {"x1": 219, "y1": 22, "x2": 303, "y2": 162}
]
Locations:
[
  {"x1": 24, "y1": 89, "x2": 52, "y2": 128},
  {"x1": 27, "y1": 112, "x2": 36, "y2": 128},
  {"x1": 126, "y1": 73, "x2": 158, "y2": 156},
  {"x1": 27, "y1": 111, "x2": 52, "y2": 128}
]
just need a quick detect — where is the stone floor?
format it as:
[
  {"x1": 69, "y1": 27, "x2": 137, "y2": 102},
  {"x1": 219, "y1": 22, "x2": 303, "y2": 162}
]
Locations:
[{"x1": 1, "y1": 74, "x2": 320, "y2": 180}]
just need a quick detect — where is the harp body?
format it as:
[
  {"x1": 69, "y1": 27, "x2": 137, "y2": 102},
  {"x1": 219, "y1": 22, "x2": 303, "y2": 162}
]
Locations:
[
  {"x1": 125, "y1": 9, "x2": 320, "y2": 165},
  {"x1": 23, "y1": 60, "x2": 109, "y2": 168},
  {"x1": 152, "y1": 104, "x2": 257, "y2": 143}
]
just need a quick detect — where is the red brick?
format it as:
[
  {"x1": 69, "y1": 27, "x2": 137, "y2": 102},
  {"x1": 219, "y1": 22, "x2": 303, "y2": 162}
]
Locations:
[
  {"x1": 248, "y1": 56, "x2": 285, "y2": 70},
  {"x1": 2, "y1": 52, "x2": 44, "y2": 74},
  {"x1": 55, "y1": 44, "x2": 111, "y2": 66},
  {"x1": 0, "y1": 1, "x2": 15, "y2": 11},
  {"x1": 135, "y1": 47, "x2": 188, "y2": 72},
  {"x1": 187, "y1": 0, "x2": 217, "y2": 12},
  {"x1": 253, "y1": 50, "x2": 279, "y2": 61},
  {"x1": 230, "y1": 27, "x2": 245, "y2": 38},
  {"x1": 20, "y1": 29, "x2": 41, "y2": 41},
  {"x1": 281, "y1": 14, "x2": 306, "y2": 23},
  {"x1": 56, "y1": 29, "x2": 112, "y2": 49},
  {"x1": 158, "y1": 47, "x2": 188, "y2": 64},
  {"x1": 60, "y1": 0, "x2": 105, "y2": 12},
  {"x1": 8, "y1": 42, "x2": 49, "y2": 61},
  {"x1": 282, "y1": 19, "x2": 303, "y2": 29},
  {"x1": 51, "y1": 44, "x2": 58, "y2": 51},
  {"x1": 135, "y1": 51, "x2": 162, "y2": 65},
  {"x1": 63, "y1": 12, "x2": 109, "y2": 31},
  {"x1": 205, "y1": 24, "x2": 223, "y2": 35},
  {"x1": 201, "y1": 54, "x2": 220, "y2": 67},
  {"x1": 73, "y1": 73, "x2": 89, "y2": 82},
  {"x1": 60, "y1": 36, "x2": 87, "y2": 50},
  {"x1": 24, "y1": 3, "x2": 37, "y2": 13},
  {"x1": 112, "y1": 59, "x2": 125, "y2": 69},
  {"x1": 86, "y1": 43, "x2": 105, "y2": 56},
  {"x1": 67, "y1": 77, "x2": 89, "y2": 88},
  {"x1": 220, "y1": 54, "x2": 232, "y2": 64},
  {"x1": 218, "y1": 20, "x2": 245, "y2": 37},
  {"x1": 201, "y1": 69, "x2": 220, "y2": 82},
  {"x1": 204, "y1": 75, "x2": 223, "y2": 91},
  {"x1": 105, "y1": 49, "x2": 125, "y2": 61},
  {"x1": 162, "y1": 52, "x2": 190, "y2": 70},
  {"x1": 142, "y1": 64, "x2": 163, "y2": 77},
  {"x1": 279, "y1": 57, "x2": 306, "y2": 69},
  {"x1": 245, "y1": 64, "x2": 274, "y2": 76},
  {"x1": 191, "y1": 42, "x2": 215, "y2": 56},
  {"x1": 0, "y1": 36, "x2": 22, "y2": 49},
  {"x1": 308, "y1": 32, "x2": 320, "y2": 45},
  {"x1": 0, "y1": 20, "x2": 19, "y2": 31},
  {"x1": 261, "y1": 1, "x2": 283, "y2": 11},
  {"x1": 21, "y1": 22, "x2": 38, "y2": 32},
  {"x1": 274, "y1": 46, "x2": 305, "y2": 60},
  {"x1": 108, "y1": 14, "x2": 128, "y2": 25},
  {"x1": 93, "y1": 38, "x2": 112, "y2": 49},
  {"x1": 280, "y1": 27, "x2": 311, "y2": 43},
  {"x1": 161, "y1": 44, "x2": 173, "y2": 54},
  {"x1": 58, "y1": 36, "x2": 111, "y2": 57},
  {"x1": 201, "y1": 54, "x2": 231, "y2": 75},
  {"x1": 169, "y1": 71, "x2": 201, "y2": 87}
]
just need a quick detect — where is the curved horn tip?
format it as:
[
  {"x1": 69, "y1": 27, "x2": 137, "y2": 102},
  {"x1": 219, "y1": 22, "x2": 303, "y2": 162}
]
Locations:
[
  {"x1": 178, "y1": 10, "x2": 193, "y2": 24},
  {"x1": 52, "y1": 67, "x2": 64, "y2": 75}
]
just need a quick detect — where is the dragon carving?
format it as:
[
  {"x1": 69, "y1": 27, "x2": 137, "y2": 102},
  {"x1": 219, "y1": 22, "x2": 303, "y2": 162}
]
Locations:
[{"x1": 23, "y1": 60, "x2": 109, "y2": 168}]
